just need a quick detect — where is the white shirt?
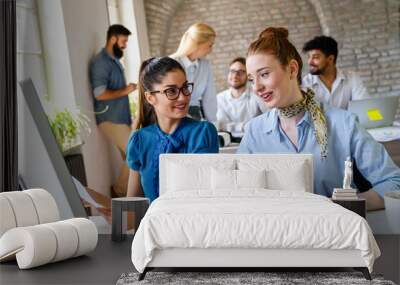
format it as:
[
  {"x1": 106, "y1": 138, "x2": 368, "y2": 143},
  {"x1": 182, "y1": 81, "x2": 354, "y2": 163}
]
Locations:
[
  {"x1": 302, "y1": 69, "x2": 369, "y2": 110},
  {"x1": 176, "y1": 56, "x2": 217, "y2": 122},
  {"x1": 217, "y1": 86, "x2": 268, "y2": 137}
]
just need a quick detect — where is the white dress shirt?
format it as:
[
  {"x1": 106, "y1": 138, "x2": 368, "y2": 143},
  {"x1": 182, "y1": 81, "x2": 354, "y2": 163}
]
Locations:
[
  {"x1": 302, "y1": 69, "x2": 369, "y2": 110},
  {"x1": 176, "y1": 56, "x2": 217, "y2": 122},
  {"x1": 217, "y1": 86, "x2": 268, "y2": 137}
]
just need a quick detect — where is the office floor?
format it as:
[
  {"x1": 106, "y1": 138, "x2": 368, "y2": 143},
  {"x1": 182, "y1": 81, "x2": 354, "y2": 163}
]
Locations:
[{"x1": 0, "y1": 235, "x2": 133, "y2": 285}]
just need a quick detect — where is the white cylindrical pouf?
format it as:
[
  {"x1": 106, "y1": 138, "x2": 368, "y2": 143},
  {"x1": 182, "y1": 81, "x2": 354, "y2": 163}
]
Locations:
[
  {"x1": 17, "y1": 226, "x2": 57, "y2": 269},
  {"x1": 1, "y1": 192, "x2": 39, "y2": 227},
  {"x1": 384, "y1": 191, "x2": 400, "y2": 233},
  {"x1": 0, "y1": 196, "x2": 17, "y2": 237},
  {"x1": 62, "y1": 218, "x2": 98, "y2": 257},
  {"x1": 0, "y1": 219, "x2": 97, "y2": 269},
  {"x1": 24, "y1": 189, "x2": 60, "y2": 224},
  {"x1": 0, "y1": 226, "x2": 58, "y2": 269},
  {"x1": 42, "y1": 221, "x2": 79, "y2": 262}
]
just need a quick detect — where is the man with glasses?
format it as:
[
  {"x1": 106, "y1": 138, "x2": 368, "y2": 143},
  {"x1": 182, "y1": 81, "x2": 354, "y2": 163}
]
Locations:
[
  {"x1": 216, "y1": 57, "x2": 268, "y2": 139},
  {"x1": 89, "y1": 24, "x2": 136, "y2": 197}
]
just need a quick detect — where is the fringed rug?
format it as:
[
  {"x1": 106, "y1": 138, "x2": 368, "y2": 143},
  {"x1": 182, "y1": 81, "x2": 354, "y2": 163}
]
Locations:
[{"x1": 116, "y1": 271, "x2": 395, "y2": 285}]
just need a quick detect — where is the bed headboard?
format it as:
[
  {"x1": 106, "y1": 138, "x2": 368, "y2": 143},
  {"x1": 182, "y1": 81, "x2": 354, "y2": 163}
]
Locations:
[{"x1": 159, "y1": 154, "x2": 314, "y2": 196}]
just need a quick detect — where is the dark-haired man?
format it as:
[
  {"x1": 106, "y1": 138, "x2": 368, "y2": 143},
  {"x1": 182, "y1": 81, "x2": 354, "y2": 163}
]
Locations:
[
  {"x1": 89, "y1": 24, "x2": 136, "y2": 197},
  {"x1": 302, "y1": 36, "x2": 369, "y2": 110},
  {"x1": 217, "y1": 57, "x2": 267, "y2": 138}
]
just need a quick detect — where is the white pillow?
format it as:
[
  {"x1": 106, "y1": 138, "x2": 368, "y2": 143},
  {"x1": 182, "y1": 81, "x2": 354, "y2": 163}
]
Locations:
[
  {"x1": 166, "y1": 160, "x2": 235, "y2": 192},
  {"x1": 211, "y1": 168, "x2": 267, "y2": 190},
  {"x1": 237, "y1": 169, "x2": 267, "y2": 188},
  {"x1": 167, "y1": 162, "x2": 209, "y2": 191},
  {"x1": 238, "y1": 159, "x2": 310, "y2": 192},
  {"x1": 265, "y1": 162, "x2": 308, "y2": 191},
  {"x1": 211, "y1": 168, "x2": 236, "y2": 190}
]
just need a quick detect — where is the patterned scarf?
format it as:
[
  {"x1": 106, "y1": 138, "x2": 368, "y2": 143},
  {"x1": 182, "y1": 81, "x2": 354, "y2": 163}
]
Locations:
[{"x1": 278, "y1": 88, "x2": 328, "y2": 159}]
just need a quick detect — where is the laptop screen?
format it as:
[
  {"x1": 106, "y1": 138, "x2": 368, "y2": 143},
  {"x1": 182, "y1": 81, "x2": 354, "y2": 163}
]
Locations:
[{"x1": 348, "y1": 96, "x2": 400, "y2": 129}]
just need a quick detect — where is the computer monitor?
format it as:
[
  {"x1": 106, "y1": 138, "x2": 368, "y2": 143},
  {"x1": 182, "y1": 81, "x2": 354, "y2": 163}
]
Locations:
[{"x1": 19, "y1": 78, "x2": 87, "y2": 217}]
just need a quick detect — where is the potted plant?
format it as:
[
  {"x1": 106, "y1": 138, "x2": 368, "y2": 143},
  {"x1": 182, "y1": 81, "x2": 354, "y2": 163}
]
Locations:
[{"x1": 48, "y1": 108, "x2": 91, "y2": 154}]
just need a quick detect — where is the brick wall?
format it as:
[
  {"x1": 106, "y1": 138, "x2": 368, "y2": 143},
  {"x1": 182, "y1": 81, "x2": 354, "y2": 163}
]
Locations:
[
  {"x1": 145, "y1": 0, "x2": 400, "y2": 98},
  {"x1": 309, "y1": 0, "x2": 400, "y2": 97},
  {"x1": 145, "y1": 0, "x2": 321, "y2": 92},
  {"x1": 144, "y1": 0, "x2": 183, "y2": 56}
]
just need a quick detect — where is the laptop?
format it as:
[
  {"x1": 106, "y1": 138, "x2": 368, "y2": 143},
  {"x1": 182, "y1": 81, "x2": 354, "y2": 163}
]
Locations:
[{"x1": 348, "y1": 96, "x2": 400, "y2": 129}]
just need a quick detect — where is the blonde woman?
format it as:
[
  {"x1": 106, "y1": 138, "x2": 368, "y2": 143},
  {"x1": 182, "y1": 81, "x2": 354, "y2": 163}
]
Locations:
[{"x1": 170, "y1": 23, "x2": 217, "y2": 122}]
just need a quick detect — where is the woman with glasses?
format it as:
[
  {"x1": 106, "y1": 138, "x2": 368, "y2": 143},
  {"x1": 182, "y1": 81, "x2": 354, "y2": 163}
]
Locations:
[
  {"x1": 238, "y1": 27, "x2": 400, "y2": 210},
  {"x1": 126, "y1": 57, "x2": 219, "y2": 202},
  {"x1": 170, "y1": 23, "x2": 217, "y2": 123}
]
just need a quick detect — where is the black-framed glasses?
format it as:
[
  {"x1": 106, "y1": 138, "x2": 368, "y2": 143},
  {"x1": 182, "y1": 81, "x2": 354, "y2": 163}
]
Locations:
[{"x1": 149, "y1": 82, "x2": 194, "y2": 101}]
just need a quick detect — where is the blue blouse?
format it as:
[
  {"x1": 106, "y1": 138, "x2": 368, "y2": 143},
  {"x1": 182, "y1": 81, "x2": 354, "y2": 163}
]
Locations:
[
  {"x1": 238, "y1": 106, "x2": 400, "y2": 198},
  {"x1": 126, "y1": 117, "x2": 219, "y2": 202}
]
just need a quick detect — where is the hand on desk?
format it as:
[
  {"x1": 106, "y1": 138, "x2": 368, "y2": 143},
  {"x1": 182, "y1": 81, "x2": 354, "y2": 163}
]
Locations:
[
  {"x1": 84, "y1": 187, "x2": 135, "y2": 229},
  {"x1": 358, "y1": 189, "x2": 385, "y2": 211}
]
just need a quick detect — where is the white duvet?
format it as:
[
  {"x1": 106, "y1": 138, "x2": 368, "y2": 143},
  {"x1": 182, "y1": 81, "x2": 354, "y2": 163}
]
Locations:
[{"x1": 131, "y1": 190, "x2": 380, "y2": 273}]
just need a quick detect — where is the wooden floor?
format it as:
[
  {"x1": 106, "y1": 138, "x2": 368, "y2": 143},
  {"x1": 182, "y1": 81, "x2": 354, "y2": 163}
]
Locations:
[{"x1": 0, "y1": 235, "x2": 134, "y2": 285}]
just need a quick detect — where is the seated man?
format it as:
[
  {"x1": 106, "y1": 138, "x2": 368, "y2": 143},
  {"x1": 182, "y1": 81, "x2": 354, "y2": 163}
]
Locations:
[
  {"x1": 302, "y1": 36, "x2": 369, "y2": 110},
  {"x1": 217, "y1": 57, "x2": 268, "y2": 139}
]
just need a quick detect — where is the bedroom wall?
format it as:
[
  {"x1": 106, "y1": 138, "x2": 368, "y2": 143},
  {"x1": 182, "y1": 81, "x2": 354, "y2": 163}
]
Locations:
[
  {"x1": 144, "y1": 0, "x2": 400, "y2": 99},
  {"x1": 61, "y1": 0, "x2": 150, "y2": 197},
  {"x1": 60, "y1": 0, "x2": 117, "y2": 198},
  {"x1": 18, "y1": 0, "x2": 152, "y2": 203},
  {"x1": 17, "y1": 0, "x2": 120, "y2": 204},
  {"x1": 17, "y1": 0, "x2": 75, "y2": 218}
]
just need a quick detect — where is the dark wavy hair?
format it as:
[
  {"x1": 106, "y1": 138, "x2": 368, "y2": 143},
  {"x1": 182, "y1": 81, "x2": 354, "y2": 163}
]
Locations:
[
  {"x1": 134, "y1": 57, "x2": 186, "y2": 129},
  {"x1": 106, "y1": 24, "x2": 131, "y2": 41},
  {"x1": 302, "y1": 36, "x2": 338, "y2": 63}
]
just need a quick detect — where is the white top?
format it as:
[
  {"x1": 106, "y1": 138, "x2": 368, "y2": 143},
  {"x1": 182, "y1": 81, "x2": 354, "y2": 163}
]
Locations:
[
  {"x1": 302, "y1": 69, "x2": 369, "y2": 110},
  {"x1": 216, "y1": 86, "x2": 268, "y2": 137},
  {"x1": 176, "y1": 56, "x2": 217, "y2": 122}
]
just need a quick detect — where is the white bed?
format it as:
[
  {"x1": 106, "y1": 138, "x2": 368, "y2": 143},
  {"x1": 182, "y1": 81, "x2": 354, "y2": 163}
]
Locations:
[{"x1": 131, "y1": 154, "x2": 380, "y2": 280}]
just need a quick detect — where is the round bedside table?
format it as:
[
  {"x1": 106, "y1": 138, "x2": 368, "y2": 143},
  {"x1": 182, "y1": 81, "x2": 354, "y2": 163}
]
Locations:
[{"x1": 111, "y1": 197, "x2": 149, "y2": 242}]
